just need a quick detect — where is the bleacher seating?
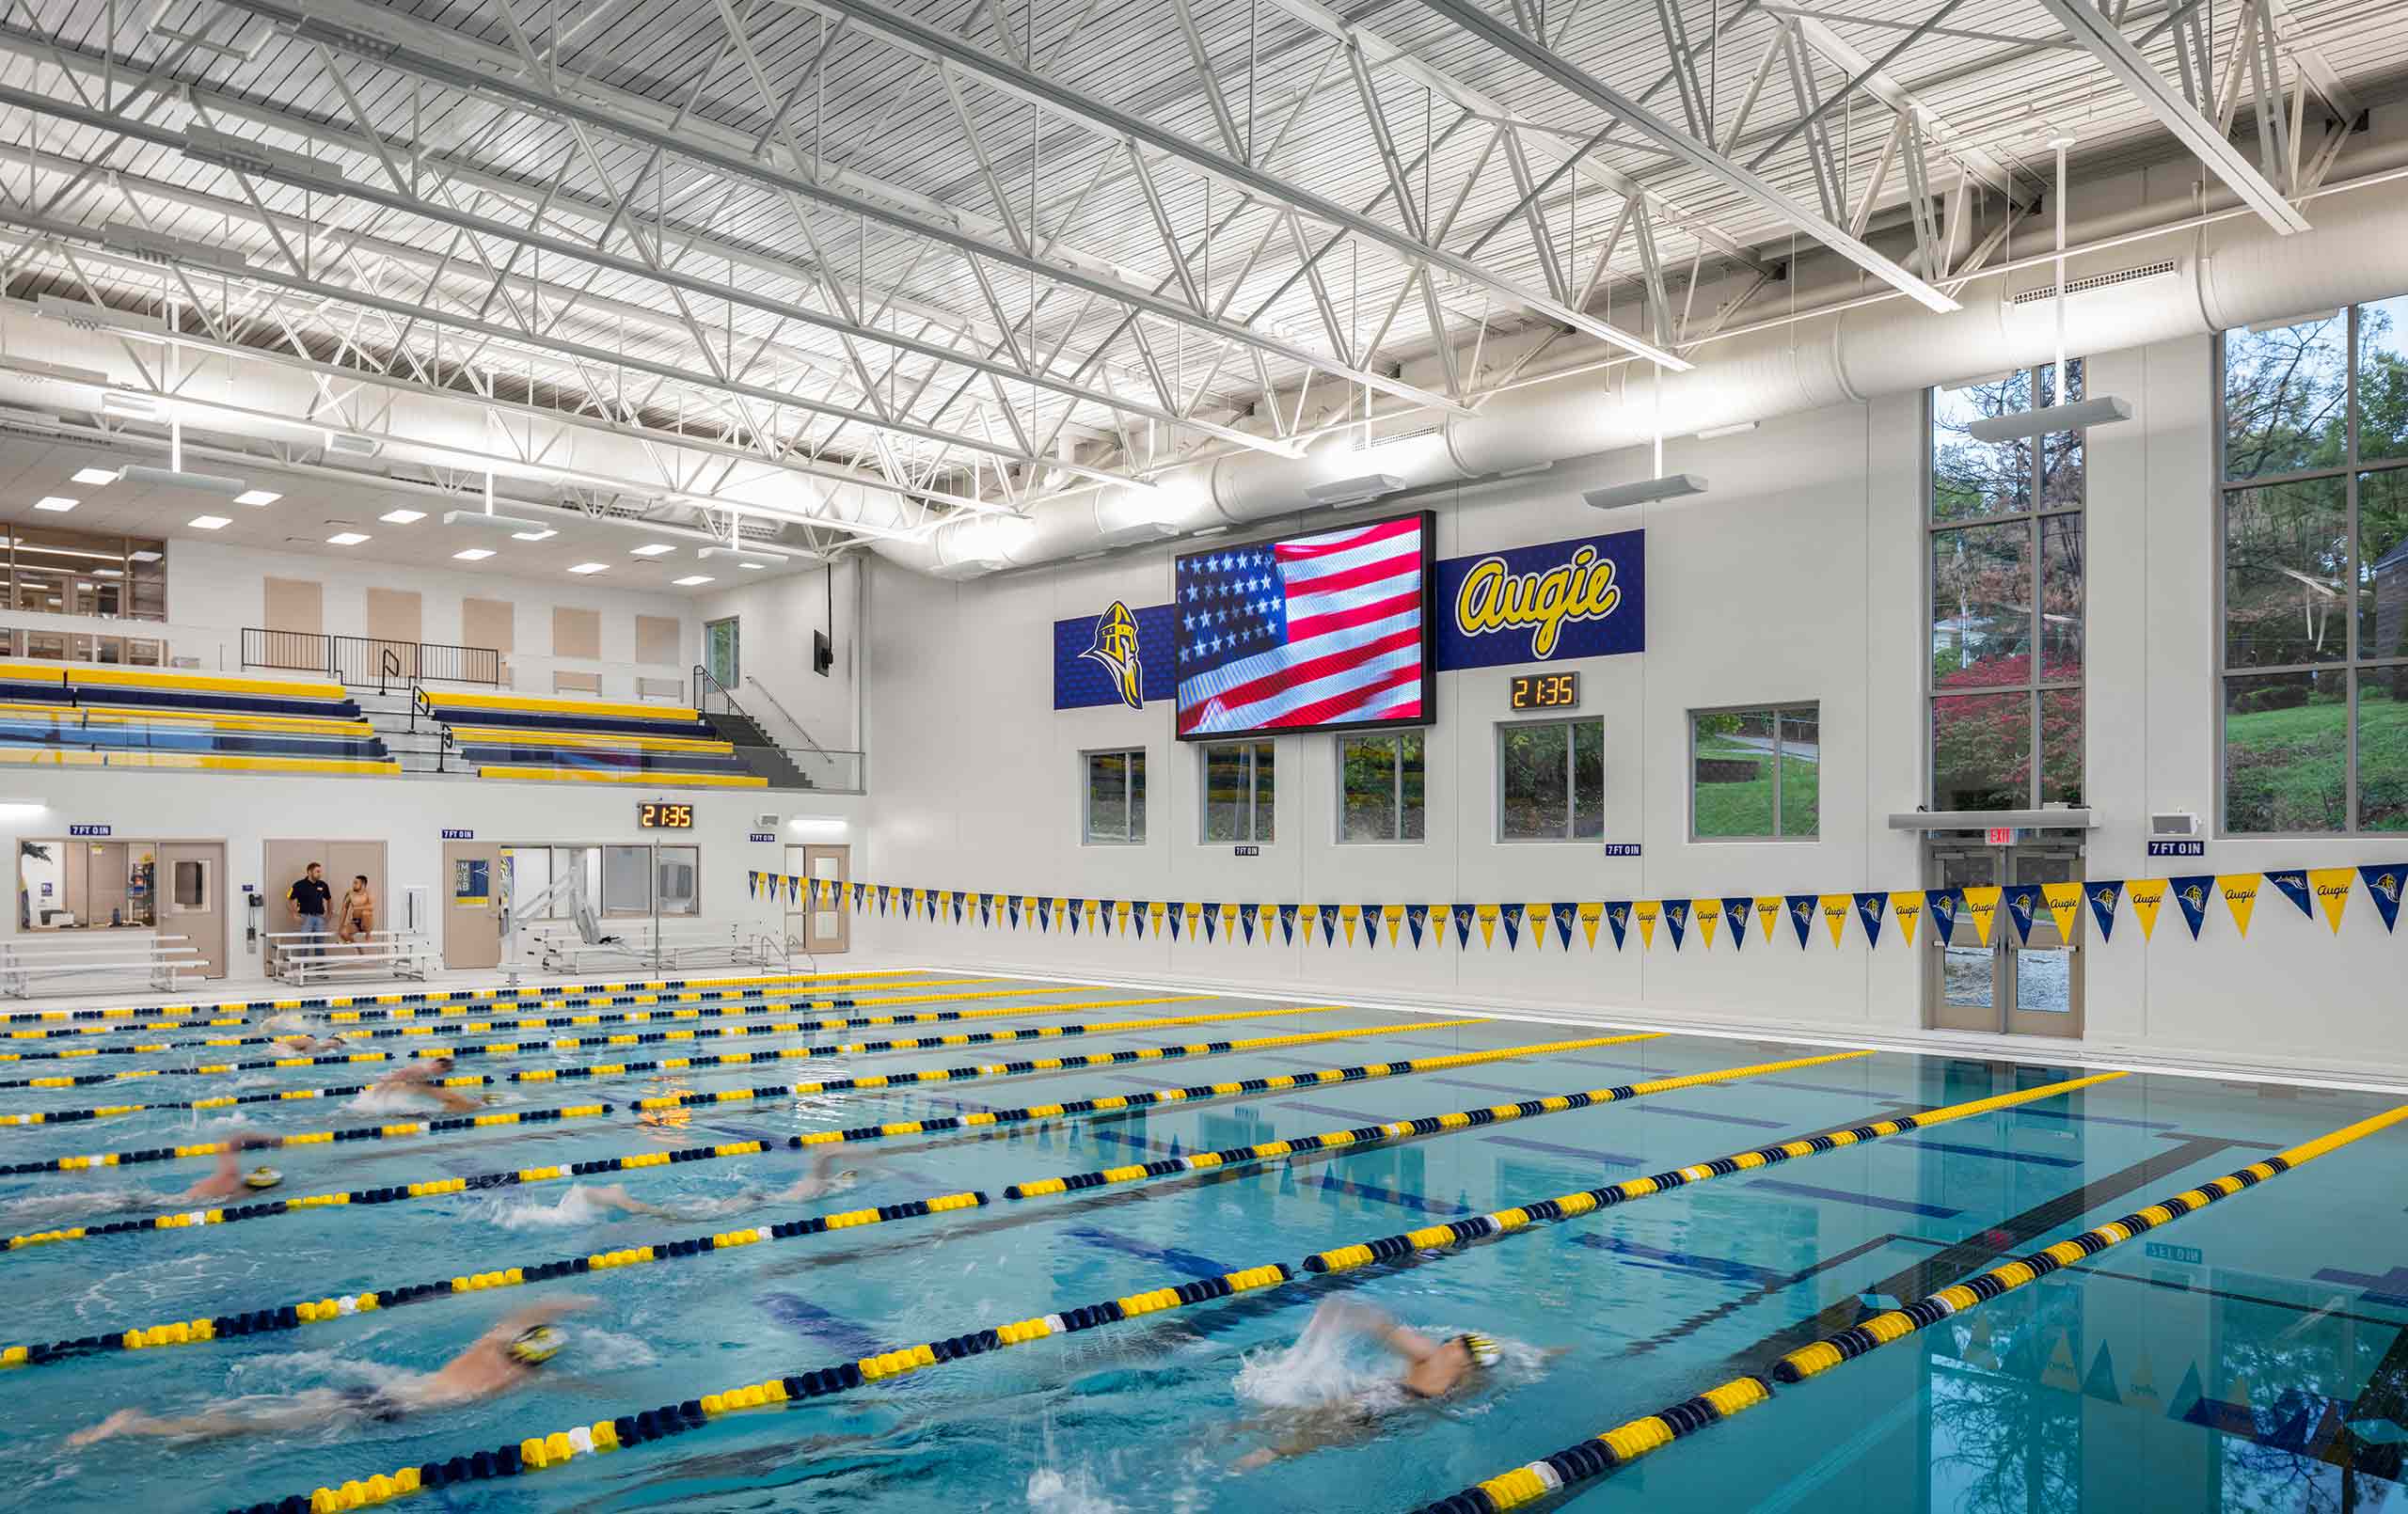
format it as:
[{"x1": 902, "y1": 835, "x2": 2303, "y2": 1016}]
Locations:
[
  {"x1": 0, "y1": 662, "x2": 399, "y2": 776},
  {"x1": 416, "y1": 688, "x2": 768, "y2": 787}
]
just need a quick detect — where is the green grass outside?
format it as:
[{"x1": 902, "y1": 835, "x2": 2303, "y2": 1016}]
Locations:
[
  {"x1": 2224, "y1": 689, "x2": 2408, "y2": 830},
  {"x1": 1692, "y1": 735, "x2": 1820, "y2": 838}
]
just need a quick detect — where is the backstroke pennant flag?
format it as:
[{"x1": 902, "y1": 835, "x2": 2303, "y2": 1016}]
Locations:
[
  {"x1": 1278, "y1": 903, "x2": 1298, "y2": 944},
  {"x1": 2216, "y1": 874, "x2": 2262, "y2": 937},
  {"x1": 1323, "y1": 904, "x2": 1343, "y2": 947},
  {"x1": 1603, "y1": 902, "x2": 1629, "y2": 951},
  {"x1": 1553, "y1": 903, "x2": 1579, "y2": 950},
  {"x1": 1852, "y1": 891, "x2": 1887, "y2": 949},
  {"x1": 978, "y1": 893, "x2": 993, "y2": 927},
  {"x1": 2083, "y1": 880, "x2": 2122, "y2": 941},
  {"x1": 1200, "y1": 902, "x2": 1219, "y2": 942},
  {"x1": 1404, "y1": 903, "x2": 1427, "y2": 948},
  {"x1": 1888, "y1": 891, "x2": 1924, "y2": 947},
  {"x1": 1239, "y1": 905, "x2": 1256, "y2": 944},
  {"x1": 2168, "y1": 876, "x2": 2215, "y2": 939},
  {"x1": 1722, "y1": 896, "x2": 1754, "y2": 951},
  {"x1": 1925, "y1": 887, "x2": 1962, "y2": 943},
  {"x1": 1007, "y1": 896, "x2": 1024, "y2": 930},
  {"x1": 1499, "y1": 904, "x2": 1523, "y2": 951},
  {"x1": 1453, "y1": 904, "x2": 1476, "y2": 949},
  {"x1": 2125, "y1": 879, "x2": 2167, "y2": 939},
  {"x1": 2307, "y1": 868, "x2": 2355, "y2": 933},
  {"x1": 1662, "y1": 899, "x2": 1690, "y2": 951},
  {"x1": 1222, "y1": 903, "x2": 1242, "y2": 941},
  {"x1": 1476, "y1": 904, "x2": 1500, "y2": 948},
  {"x1": 2264, "y1": 869, "x2": 2314, "y2": 920},
  {"x1": 1634, "y1": 900, "x2": 1660, "y2": 949},
  {"x1": 2004, "y1": 884, "x2": 2043, "y2": 946},
  {"x1": 1341, "y1": 905, "x2": 1362, "y2": 947},
  {"x1": 1755, "y1": 895, "x2": 1782, "y2": 943},
  {"x1": 1694, "y1": 897, "x2": 1722, "y2": 949},
  {"x1": 1525, "y1": 902, "x2": 1550, "y2": 949},
  {"x1": 2040, "y1": 883, "x2": 2083, "y2": 939},
  {"x1": 1297, "y1": 903, "x2": 1320, "y2": 944},
  {"x1": 1784, "y1": 894, "x2": 1817, "y2": 948},
  {"x1": 1385, "y1": 905, "x2": 1405, "y2": 946},
  {"x1": 2359, "y1": 864, "x2": 2404, "y2": 931},
  {"x1": 1818, "y1": 893, "x2": 1851, "y2": 948},
  {"x1": 951, "y1": 891, "x2": 966, "y2": 924},
  {"x1": 1961, "y1": 886, "x2": 2002, "y2": 946},
  {"x1": 1264, "y1": 905, "x2": 1282, "y2": 944}
]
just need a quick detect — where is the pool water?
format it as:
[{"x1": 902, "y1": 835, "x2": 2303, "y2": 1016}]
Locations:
[{"x1": 2, "y1": 971, "x2": 2403, "y2": 1514}]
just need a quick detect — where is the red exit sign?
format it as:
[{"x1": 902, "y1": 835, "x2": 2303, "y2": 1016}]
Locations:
[{"x1": 1985, "y1": 827, "x2": 2019, "y2": 845}]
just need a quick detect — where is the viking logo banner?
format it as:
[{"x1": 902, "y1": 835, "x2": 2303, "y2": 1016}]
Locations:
[
  {"x1": 2084, "y1": 880, "x2": 2121, "y2": 941},
  {"x1": 2169, "y1": 876, "x2": 2215, "y2": 939}
]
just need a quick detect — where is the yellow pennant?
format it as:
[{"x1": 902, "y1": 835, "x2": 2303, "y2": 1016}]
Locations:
[
  {"x1": 1085, "y1": 900, "x2": 1101, "y2": 932},
  {"x1": 2217, "y1": 874, "x2": 2261, "y2": 937},
  {"x1": 1297, "y1": 904, "x2": 1320, "y2": 938},
  {"x1": 1961, "y1": 885, "x2": 2003, "y2": 946},
  {"x1": 1115, "y1": 901, "x2": 1132, "y2": 933},
  {"x1": 2126, "y1": 879, "x2": 2167, "y2": 940},
  {"x1": 1220, "y1": 903, "x2": 1241, "y2": 938},
  {"x1": 1149, "y1": 901, "x2": 1167, "y2": 932},
  {"x1": 1259, "y1": 904, "x2": 1279, "y2": 940},
  {"x1": 1474, "y1": 903, "x2": 1498, "y2": 948},
  {"x1": 1525, "y1": 903, "x2": 1549, "y2": 949},
  {"x1": 1578, "y1": 902, "x2": 1604, "y2": 948},
  {"x1": 2308, "y1": 867, "x2": 2354, "y2": 933},
  {"x1": 1754, "y1": 895, "x2": 1782, "y2": 942},
  {"x1": 2040, "y1": 883, "x2": 2083, "y2": 938},
  {"x1": 1429, "y1": 904, "x2": 1450, "y2": 949},
  {"x1": 1634, "y1": 900, "x2": 1660, "y2": 949},
  {"x1": 1886, "y1": 891, "x2": 1925, "y2": 947},
  {"x1": 1384, "y1": 904, "x2": 1404, "y2": 945},
  {"x1": 1694, "y1": 897, "x2": 1723, "y2": 949},
  {"x1": 1047, "y1": 898, "x2": 1065, "y2": 930},
  {"x1": 1020, "y1": 895, "x2": 1038, "y2": 925},
  {"x1": 1183, "y1": 901, "x2": 1203, "y2": 935},
  {"x1": 1340, "y1": 904, "x2": 1361, "y2": 946},
  {"x1": 1818, "y1": 893, "x2": 1852, "y2": 948}
]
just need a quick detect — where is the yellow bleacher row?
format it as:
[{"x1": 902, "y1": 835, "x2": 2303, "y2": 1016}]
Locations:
[{"x1": 0, "y1": 662, "x2": 348, "y2": 702}]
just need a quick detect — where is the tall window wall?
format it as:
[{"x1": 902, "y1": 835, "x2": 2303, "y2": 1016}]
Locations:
[
  {"x1": 1927, "y1": 363, "x2": 2086, "y2": 811},
  {"x1": 2218, "y1": 300, "x2": 2408, "y2": 833}
]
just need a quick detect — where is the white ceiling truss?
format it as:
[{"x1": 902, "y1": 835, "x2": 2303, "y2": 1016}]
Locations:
[{"x1": 0, "y1": 0, "x2": 2390, "y2": 551}]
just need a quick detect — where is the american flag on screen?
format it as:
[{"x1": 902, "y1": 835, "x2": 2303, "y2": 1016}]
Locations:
[{"x1": 1175, "y1": 514, "x2": 1428, "y2": 735}]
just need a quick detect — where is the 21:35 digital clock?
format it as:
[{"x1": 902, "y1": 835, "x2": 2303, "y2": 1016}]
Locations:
[
  {"x1": 1509, "y1": 670, "x2": 1579, "y2": 710},
  {"x1": 637, "y1": 801, "x2": 695, "y2": 829}
]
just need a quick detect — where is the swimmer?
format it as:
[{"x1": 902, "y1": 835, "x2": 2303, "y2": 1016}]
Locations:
[
  {"x1": 562, "y1": 1152, "x2": 863, "y2": 1222},
  {"x1": 2, "y1": 1135, "x2": 283, "y2": 1225},
  {"x1": 269, "y1": 1031, "x2": 350, "y2": 1055},
  {"x1": 1230, "y1": 1300, "x2": 1522, "y2": 1469},
  {"x1": 67, "y1": 1296, "x2": 597, "y2": 1446},
  {"x1": 176, "y1": 1133, "x2": 286, "y2": 1206},
  {"x1": 370, "y1": 1053, "x2": 483, "y2": 1112}
]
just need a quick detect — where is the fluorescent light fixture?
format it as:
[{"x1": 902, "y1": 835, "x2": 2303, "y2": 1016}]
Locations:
[
  {"x1": 1963, "y1": 396, "x2": 2132, "y2": 443},
  {"x1": 70, "y1": 467, "x2": 117, "y2": 485},
  {"x1": 117, "y1": 465, "x2": 251, "y2": 496},
  {"x1": 1696, "y1": 420, "x2": 1759, "y2": 440},
  {"x1": 33, "y1": 496, "x2": 77, "y2": 512},
  {"x1": 100, "y1": 391, "x2": 163, "y2": 420},
  {"x1": 13, "y1": 543, "x2": 131, "y2": 561},
  {"x1": 672, "y1": 575, "x2": 714, "y2": 587},
  {"x1": 452, "y1": 547, "x2": 495, "y2": 560},
  {"x1": 1582, "y1": 474, "x2": 1709, "y2": 511},
  {"x1": 91, "y1": 567, "x2": 122, "y2": 577},
  {"x1": 567, "y1": 561, "x2": 608, "y2": 574},
  {"x1": 442, "y1": 509, "x2": 552, "y2": 535},
  {"x1": 233, "y1": 489, "x2": 281, "y2": 506},
  {"x1": 696, "y1": 547, "x2": 784, "y2": 570},
  {"x1": 0, "y1": 799, "x2": 48, "y2": 817},
  {"x1": 1304, "y1": 472, "x2": 1405, "y2": 508},
  {"x1": 629, "y1": 543, "x2": 675, "y2": 557},
  {"x1": 128, "y1": 549, "x2": 161, "y2": 562},
  {"x1": 378, "y1": 509, "x2": 425, "y2": 524},
  {"x1": 325, "y1": 531, "x2": 371, "y2": 545},
  {"x1": 740, "y1": 560, "x2": 768, "y2": 570},
  {"x1": 188, "y1": 514, "x2": 230, "y2": 529},
  {"x1": 512, "y1": 528, "x2": 557, "y2": 542},
  {"x1": 785, "y1": 814, "x2": 848, "y2": 837}
]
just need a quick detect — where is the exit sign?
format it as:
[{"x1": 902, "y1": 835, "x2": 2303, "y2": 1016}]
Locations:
[{"x1": 1985, "y1": 827, "x2": 2019, "y2": 845}]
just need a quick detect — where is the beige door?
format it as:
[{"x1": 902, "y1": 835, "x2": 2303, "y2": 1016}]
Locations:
[
  {"x1": 443, "y1": 840, "x2": 504, "y2": 970},
  {"x1": 322, "y1": 841, "x2": 388, "y2": 952},
  {"x1": 158, "y1": 843, "x2": 228, "y2": 978},
  {"x1": 798, "y1": 844, "x2": 849, "y2": 954}
]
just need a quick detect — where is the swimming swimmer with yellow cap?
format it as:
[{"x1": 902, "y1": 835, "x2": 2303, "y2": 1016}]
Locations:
[
  {"x1": 175, "y1": 1133, "x2": 282, "y2": 1206},
  {"x1": 1229, "y1": 1301, "x2": 1541, "y2": 1469},
  {"x1": 67, "y1": 1297, "x2": 599, "y2": 1446}
]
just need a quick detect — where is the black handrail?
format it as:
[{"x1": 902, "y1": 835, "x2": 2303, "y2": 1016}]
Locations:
[{"x1": 242, "y1": 628, "x2": 502, "y2": 688}]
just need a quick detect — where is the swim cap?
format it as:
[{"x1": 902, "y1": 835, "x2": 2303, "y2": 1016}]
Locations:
[
  {"x1": 1454, "y1": 1333, "x2": 1502, "y2": 1370},
  {"x1": 244, "y1": 1167, "x2": 283, "y2": 1191},
  {"x1": 507, "y1": 1325, "x2": 562, "y2": 1365}
]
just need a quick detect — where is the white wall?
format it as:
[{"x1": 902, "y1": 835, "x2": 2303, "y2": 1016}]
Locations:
[
  {"x1": 849, "y1": 331, "x2": 2408, "y2": 1081},
  {"x1": 694, "y1": 558, "x2": 860, "y2": 749}
]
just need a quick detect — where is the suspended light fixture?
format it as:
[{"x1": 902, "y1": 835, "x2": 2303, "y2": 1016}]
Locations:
[
  {"x1": 1586, "y1": 366, "x2": 1707, "y2": 511},
  {"x1": 1967, "y1": 133, "x2": 2133, "y2": 444}
]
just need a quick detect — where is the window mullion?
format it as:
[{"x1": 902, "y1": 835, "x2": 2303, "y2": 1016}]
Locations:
[{"x1": 1769, "y1": 709, "x2": 1783, "y2": 839}]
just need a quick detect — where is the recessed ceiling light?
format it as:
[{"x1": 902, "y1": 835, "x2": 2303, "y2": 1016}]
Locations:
[
  {"x1": 629, "y1": 543, "x2": 675, "y2": 557},
  {"x1": 379, "y1": 509, "x2": 426, "y2": 524},
  {"x1": 71, "y1": 467, "x2": 117, "y2": 485},
  {"x1": 511, "y1": 528, "x2": 557, "y2": 542},
  {"x1": 188, "y1": 514, "x2": 230, "y2": 529},
  {"x1": 326, "y1": 531, "x2": 371, "y2": 545},
  {"x1": 567, "y1": 561, "x2": 608, "y2": 575},
  {"x1": 672, "y1": 575, "x2": 714, "y2": 587},
  {"x1": 128, "y1": 549, "x2": 162, "y2": 562},
  {"x1": 452, "y1": 547, "x2": 495, "y2": 560},
  {"x1": 234, "y1": 490, "x2": 280, "y2": 506},
  {"x1": 33, "y1": 496, "x2": 77, "y2": 512}
]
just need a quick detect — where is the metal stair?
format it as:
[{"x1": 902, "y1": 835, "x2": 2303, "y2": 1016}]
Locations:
[
  {"x1": 703, "y1": 710, "x2": 815, "y2": 789},
  {"x1": 356, "y1": 690, "x2": 452, "y2": 775}
]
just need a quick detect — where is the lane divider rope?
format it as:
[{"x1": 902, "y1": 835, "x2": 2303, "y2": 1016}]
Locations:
[
  {"x1": 18, "y1": 1033, "x2": 1675, "y2": 1365},
  {"x1": 1404, "y1": 1098, "x2": 2408, "y2": 1514},
  {"x1": 1, "y1": 1017, "x2": 1475, "y2": 1253},
  {"x1": 214, "y1": 1068, "x2": 2125, "y2": 1514},
  {"x1": 0, "y1": 968, "x2": 923, "y2": 1025},
  {"x1": 1, "y1": 1102, "x2": 618, "y2": 1175}
]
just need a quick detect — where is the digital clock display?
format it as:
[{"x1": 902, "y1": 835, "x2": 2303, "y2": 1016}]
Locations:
[
  {"x1": 1509, "y1": 670, "x2": 1579, "y2": 710},
  {"x1": 638, "y1": 801, "x2": 695, "y2": 829}
]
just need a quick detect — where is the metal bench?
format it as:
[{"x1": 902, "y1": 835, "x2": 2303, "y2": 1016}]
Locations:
[
  {"x1": 265, "y1": 929, "x2": 438, "y2": 986},
  {"x1": 0, "y1": 933, "x2": 207, "y2": 999},
  {"x1": 527, "y1": 921, "x2": 791, "y2": 974}
]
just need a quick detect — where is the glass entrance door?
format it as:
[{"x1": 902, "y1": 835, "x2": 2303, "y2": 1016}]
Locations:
[
  {"x1": 704, "y1": 617, "x2": 740, "y2": 688},
  {"x1": 1925, "y1": 838, "x2": 2084, "y2": 1038}
]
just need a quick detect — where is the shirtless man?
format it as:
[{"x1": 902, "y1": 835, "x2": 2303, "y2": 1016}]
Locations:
[
  {"x1": 67, "y1": 1297, "x2": 595, "y2": 1445},
  {"x1": 565, "y1": 1151, "x2": 863, "y2": 1221},
  {"x1": 371, "y1": 1053, "x2": 483, "y2": 1113},
  {"x1": 1231, "y1": 1300, "x2": 1513, "y2": 1469},
  {"x1": 4, "y1": 1134, "x2": 281, "y2": 1226},
  {"x1": 177, "y1": 1133, "x2": 285, "y2": 1206}
]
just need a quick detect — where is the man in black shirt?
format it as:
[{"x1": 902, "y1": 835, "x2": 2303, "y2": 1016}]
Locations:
[{"x1": 288, "y1": 862, "x2": 333, "y2": 959}]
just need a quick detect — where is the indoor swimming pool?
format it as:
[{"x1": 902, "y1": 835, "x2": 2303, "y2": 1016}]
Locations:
[{"x1": 0, "y1": 968, "x2": 2401, "y2": 1514}]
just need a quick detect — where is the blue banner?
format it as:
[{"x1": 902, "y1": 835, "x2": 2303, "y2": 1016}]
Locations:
[{"x1": 1051, "y1": 528, "x2": 1644, "y2": 706}]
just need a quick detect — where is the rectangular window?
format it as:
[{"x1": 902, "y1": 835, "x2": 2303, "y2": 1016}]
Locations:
[
  {"x1": 654, "y1": 845, "x2": 700, "y2": 917},
  {"x1": 1338, "y1": 732, "x2": 1425, "y2": 843},
  {"x1": 1498, "y1": 718, "x2": 1604, "y2": 841},
  {"x1": 2218, "y1": 299, "x2": 2408, "y2": 833},
  {"x1": 1083, "y1": 749, "x2": 1148, "y2": 844},
  {"x1": 1200, "y1": 740, "x2": 1274, "y2": 844},
  {"x1": 600, "y1": 844, "x2": 652, "y2": 915},
  {"x1": 1928, "y1": 361, "x2": 2086, "y2": 811},
  {"x1": 1691, "y1": 704, "x2": 1820, "y2": 839}
]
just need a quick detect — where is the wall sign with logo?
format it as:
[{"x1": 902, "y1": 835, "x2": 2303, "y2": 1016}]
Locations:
[
  {"x1": 68, "y1": 824, "x2": 110, "y2": 837},
  {"x1": 1049, "y1": 526, "x2": 1646, "y2": 709}
]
